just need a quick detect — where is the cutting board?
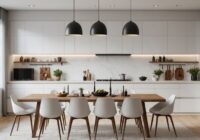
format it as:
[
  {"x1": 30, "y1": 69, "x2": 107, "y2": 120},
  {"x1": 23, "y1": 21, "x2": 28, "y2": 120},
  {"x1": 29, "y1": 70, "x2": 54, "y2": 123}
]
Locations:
[
  {"x1": 165, "y1": 65, "x2": 173, "y2": 80},
  {"x1": 175, "y1": 66, "x2": 184, "y2": 80}
]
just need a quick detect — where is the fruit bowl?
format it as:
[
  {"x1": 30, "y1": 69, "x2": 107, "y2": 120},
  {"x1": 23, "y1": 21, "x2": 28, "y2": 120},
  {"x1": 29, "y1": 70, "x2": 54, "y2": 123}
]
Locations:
[
  {"x1": 57, "y1": 93, "x2": 68, "y2": 97},
  {"x1": 92, "y1": 89, "x2": 108, "y2": 97}
]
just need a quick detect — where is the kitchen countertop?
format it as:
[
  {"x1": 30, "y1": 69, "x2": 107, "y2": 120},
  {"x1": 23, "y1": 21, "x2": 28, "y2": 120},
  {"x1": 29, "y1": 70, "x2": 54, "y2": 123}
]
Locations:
[{"x1": 7, "y1": 80, "x2": 200, "y2": 84}]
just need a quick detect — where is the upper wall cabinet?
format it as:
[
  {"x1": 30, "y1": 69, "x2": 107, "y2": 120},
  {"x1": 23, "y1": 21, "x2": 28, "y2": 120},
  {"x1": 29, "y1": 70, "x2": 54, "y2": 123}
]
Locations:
[
  {"x1": 122, "y1": 22, "x2": 143, "y2": 54},
  {"x1": 167, "y1": 21, "x2": 200, "y2": 54},
  {"x1": 74, "y1": 22, "x2": 92, "y2": 54},
  {"x1": 142, "y1": 22, "x2": 167, "y2": 54}
]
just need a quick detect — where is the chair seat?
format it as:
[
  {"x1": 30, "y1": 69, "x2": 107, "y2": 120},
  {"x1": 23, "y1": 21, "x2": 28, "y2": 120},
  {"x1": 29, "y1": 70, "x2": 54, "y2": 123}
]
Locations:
[{"x1": 15, "y1": 108, "x2": 35, "y2": 115}]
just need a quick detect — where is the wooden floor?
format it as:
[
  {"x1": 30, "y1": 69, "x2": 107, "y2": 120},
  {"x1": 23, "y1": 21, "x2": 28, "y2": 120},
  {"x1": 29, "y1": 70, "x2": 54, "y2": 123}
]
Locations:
[{"x1": 0, "y1": 114, "x2": 200, "y2": 138}]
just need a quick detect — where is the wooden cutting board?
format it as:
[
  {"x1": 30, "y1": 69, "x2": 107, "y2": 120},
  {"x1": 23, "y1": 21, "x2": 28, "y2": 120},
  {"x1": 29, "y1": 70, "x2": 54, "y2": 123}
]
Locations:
[
  {"x1": 175, "y1": 66, "x2": 184, "y2": 80},
  {"x1": 165, "y1": 65, "x2": 173, "y2": 80}
]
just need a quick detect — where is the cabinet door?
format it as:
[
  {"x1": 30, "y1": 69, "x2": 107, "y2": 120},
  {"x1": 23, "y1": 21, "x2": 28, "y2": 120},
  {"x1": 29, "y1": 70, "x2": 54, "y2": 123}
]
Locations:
[
  {"x1": 122, "y1": 22, "x2": 142, "y2": 54},
  {"x1": 42, "y1": 21, "x2": 65, "y2": 54},
  {"x1": 91, "y1": 36, "x2": 107, "y2": 54},
  {"x1": 107, "y1": 36, "x2": 122, "y2": 54},
  {"x1": 167, "y1": 22, "x2": 188, "y2": 54},
  {"x1": 142, "y1": 22, "x2": 167, "y2": 54},
  {"x1": 75, "y1": 22, "x2": 92, "y2": 54},
  {"x1": 10, "y1": 21, "x2": 26, "y2": 54}
]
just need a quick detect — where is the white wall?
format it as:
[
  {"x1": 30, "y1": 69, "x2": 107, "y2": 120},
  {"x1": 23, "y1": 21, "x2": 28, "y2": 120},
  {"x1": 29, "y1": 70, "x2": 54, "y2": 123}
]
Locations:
[{"x1": 7, "y1": 10, "x2": 200, "y2": 81}]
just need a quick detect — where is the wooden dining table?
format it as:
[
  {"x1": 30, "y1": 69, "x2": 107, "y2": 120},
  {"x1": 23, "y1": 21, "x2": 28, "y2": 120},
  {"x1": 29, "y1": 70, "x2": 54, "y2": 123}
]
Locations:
[{"x1": 18, "y1": 93, "x2": 165, "y2": 138}]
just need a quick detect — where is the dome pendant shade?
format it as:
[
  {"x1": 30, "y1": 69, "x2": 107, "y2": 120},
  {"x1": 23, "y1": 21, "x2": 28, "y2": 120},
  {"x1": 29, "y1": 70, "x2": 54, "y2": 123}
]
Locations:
[
  {"x1": 65, "y1": 21, "x2": 82, "y2": 35},
  {"x1": 122, "y1": 21, "x2": 139, "y2": 36},
  {"x1": 90, "y1": 21, "x2": 107, "y2": 35}
]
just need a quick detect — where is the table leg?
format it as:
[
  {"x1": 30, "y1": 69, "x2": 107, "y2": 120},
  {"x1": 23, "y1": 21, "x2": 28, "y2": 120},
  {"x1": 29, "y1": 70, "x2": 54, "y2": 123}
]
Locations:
[
  {"x1": 32, "y1": 101, "x2": 41, "y2": 138},
  {"x1": 142, "y1": 102, "x2": 150, "y2": 138}
]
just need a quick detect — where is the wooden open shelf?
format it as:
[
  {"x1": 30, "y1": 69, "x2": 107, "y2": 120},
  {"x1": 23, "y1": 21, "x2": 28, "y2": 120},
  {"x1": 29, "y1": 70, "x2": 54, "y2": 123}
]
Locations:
[
  {"x1": 149, "y1": 61, "x2": 199, "y2": 65},
  {"x1": 14, "y1": 61, "x2": 67, "y2": 66}
]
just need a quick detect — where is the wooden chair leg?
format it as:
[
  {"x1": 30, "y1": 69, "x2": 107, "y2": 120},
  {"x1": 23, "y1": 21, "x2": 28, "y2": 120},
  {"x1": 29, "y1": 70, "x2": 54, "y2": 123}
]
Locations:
[
  {"x1": 122, "y1": 117, "x2": 127, "y2": 140},
  {"x1": 38, "y1": 118, "x2": 45, "y2": 140},
  {"x1": 169, "y1": 115, "x2": 177, "y2": 137},
  {"x1": 42, "y1": 118, "x2": 46, "y2": 134},
  {"x1": 119, "y1": 115, "x2": 123, "y2": 132},
  {"x1": 150, "y1": 114, "x2": 154, "y2": 131},
  {"x1": 94, "y1": 116, "x2": 97, "y2": 133},
  {"x1": 56, "y1": 118, "x2": 62, "y2": 140},
  {"x1": 10, "y1": 116, "x2": 18, "y2": 136},
  {"x1": 67, "y1": 117, "x2": 74, "y2": 140},
  {"x1": 138, "y1": 117, "x2": 145, "y2": 140},
  {"x1": 16, "y1": 116, "x2": 21, "y2": 131},
  {"x1": 59, "y1": 117, "x2": 64, "y2": 134},
  {"x1": 111, "y1": 117, "x2": 118, "y2": 140},
  {"x1": 85, "y1": 117, "x2": 91, "y2": 140},
  {"x1": 166, "y1": 116, "x2": 170, "y2": 132},
  {"x1": 94, "y1": 117, "x2": 99, "y2": 140},
  {"x1": 29, "y1": 115, "x2": 33, "y2": 136},
  {"x1": 154, "y1": 115, "x2": 159, "y2": 137}
]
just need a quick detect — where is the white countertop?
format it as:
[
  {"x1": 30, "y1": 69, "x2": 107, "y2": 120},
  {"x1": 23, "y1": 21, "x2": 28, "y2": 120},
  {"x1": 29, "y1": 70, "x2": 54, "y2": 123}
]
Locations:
[{"x1": 7, "y1": 80, "x2": 200, "y2": 84}]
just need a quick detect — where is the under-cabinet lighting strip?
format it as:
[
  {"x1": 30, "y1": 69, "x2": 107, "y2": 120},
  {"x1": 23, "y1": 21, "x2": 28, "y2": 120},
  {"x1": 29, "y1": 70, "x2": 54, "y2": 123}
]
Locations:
[
  {"x1": 11, "y1": 54, "x2": 199, "y2": 57},
  {"x1": 12, "y1": 54, "x2": 96, "y2": 57}
]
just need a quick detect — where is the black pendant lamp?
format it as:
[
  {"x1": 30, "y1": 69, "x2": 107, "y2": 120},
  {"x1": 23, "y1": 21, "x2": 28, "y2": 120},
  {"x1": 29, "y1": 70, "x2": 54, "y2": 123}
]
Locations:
[
  {"x1": 122, "y1": 0, "x2": 139, "y2": 36},
  {"x1": 65, "y1": 0, "x2": 82, "y2": 35},
  {"x1": 90, "y1": 0, "x2": 107, "y2": 35}
]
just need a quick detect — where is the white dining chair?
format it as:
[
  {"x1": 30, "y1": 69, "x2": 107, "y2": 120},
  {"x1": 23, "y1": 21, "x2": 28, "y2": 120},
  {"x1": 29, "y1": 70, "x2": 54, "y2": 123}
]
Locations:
[
  {"x1": 149, "y1": 94, "x2": 177, "y2": 137},
  {"x1": 38, "y1": 98, "x2": 63, "y2": 140},
  {"x1": 67, "y1": 98, "x2": 91, "y2": 140},
  {"x1": 94, "y1": 98, "x2": 118, "y2": 140},
  {"x1": 50, "y1": 90, "x2": 67, "y2": 129},
  {"x1": 10, "y1": 95, "x2": 35, "y2": 136},
  {"x1": 120, "y1": 98, "x2": 145, "y2": 140}
]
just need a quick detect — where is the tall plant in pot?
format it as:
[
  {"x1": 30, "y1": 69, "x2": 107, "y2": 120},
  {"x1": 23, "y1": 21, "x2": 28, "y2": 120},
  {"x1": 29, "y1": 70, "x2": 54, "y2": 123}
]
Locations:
[
  {"x1": 54, "y1": 69, "x2": 62, "y2": 81},
  {"x1": 153, "y1": 69, "x2": 163, "y2": 81},
  {"x1": 187, "y1": 67, "x2": 200, "y2": 81}
]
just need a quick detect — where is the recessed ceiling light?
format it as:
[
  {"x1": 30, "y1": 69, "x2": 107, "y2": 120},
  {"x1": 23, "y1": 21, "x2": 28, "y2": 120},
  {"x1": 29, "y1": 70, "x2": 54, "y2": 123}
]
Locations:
[
  {"x1": 28, "y1": 4, "x2": 35, "y2": 8},
  {"x1": 153, "y1": 4, "x2": 159, "y2": 8}
]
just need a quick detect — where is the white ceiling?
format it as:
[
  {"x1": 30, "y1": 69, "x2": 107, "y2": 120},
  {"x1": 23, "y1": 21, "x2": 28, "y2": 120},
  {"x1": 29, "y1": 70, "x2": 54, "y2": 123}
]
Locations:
[{"x1": 1, "y1": 0, "x2": 200, "y2": 10}]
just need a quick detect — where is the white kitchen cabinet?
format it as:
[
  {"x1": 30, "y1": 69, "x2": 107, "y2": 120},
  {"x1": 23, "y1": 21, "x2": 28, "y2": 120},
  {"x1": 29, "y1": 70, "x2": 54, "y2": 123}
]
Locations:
[
  {"x1": 167, "y1": 21, "x2": 188, "y2": 54},
  {"x1": 75, "y1": 36, "x2": 92, "y2": 54},
  {"x1": 122, "y1": 22, "x2": 143, "y2": 54},
  {"x1": 10, "y1": 21, "x2": 26, "y2": 54},
  {"x1": 91, "y1": 36, "x2": 107, "y2": 54},
  {"x1": 74, "y1": 22, "x2": 92, "y2": 54},
  {"x1": 107, "y1": 21, "x2": 123, "y2": 36},
  {"x1": 64, "y1": 36, "x2": 75, "y2": 54},
  {"x1": 142, "y1": 22, "x2": 167, "y2": 54},
  {"x1": 107, "y1": 36, "x2": 122, "y2": 54}
]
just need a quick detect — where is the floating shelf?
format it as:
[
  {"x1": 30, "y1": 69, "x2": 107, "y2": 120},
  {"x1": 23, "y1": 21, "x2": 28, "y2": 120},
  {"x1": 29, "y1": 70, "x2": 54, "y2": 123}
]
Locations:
[
  {"x1": 14, "y1": 61, "x2": 67, "y2": 66},
  {"x1": 149, "y1": 61, "x2": 199, "y2": 65}
]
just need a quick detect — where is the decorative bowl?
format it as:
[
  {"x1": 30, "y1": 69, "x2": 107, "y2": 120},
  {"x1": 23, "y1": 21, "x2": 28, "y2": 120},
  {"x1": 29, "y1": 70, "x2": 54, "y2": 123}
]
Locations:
[
  {"x1": 57, "y1": 93, "x2": 68, "y2": 97},
  {"x1": 92, "y1": 89, "x2": 108, "y2": 97},
  {"x1": 139, "y1": 76, "x2": 147, "y2": 81}
]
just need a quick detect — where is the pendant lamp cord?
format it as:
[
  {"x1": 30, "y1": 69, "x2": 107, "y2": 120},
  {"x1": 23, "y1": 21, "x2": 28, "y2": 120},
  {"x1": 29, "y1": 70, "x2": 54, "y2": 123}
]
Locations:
[
  {"x1": 73, "y1": 0, "x2": 75, "y2": 21},
  {"x1": 98, "y1": 0, "x2": 100, "y2": 21},
  {"x1": 130, "y1": 0, "x2": 132, "y2": 21}
]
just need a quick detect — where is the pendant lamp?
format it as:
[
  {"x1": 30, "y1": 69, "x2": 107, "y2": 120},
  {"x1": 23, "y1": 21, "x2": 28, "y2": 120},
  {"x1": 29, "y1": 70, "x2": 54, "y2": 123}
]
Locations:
[
  {"x1": 90, "y1": 0, "x2": 107, "y2": 35},
  {"x1": 65, "y1": 0, "x2": 82, "y2": 35},
  {"x1": 122, "y1": 0, "x2": 139, "y2": 36}
]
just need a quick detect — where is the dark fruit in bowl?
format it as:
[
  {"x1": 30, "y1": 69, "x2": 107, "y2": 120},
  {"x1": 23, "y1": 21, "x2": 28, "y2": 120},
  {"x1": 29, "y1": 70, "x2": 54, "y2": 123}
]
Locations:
[
  {"x1": 92, "y1": 89, "x2": 108, "y2": 97},
  {"x1": 139, "y1": 76, "x2": 147, "y2": 81}
]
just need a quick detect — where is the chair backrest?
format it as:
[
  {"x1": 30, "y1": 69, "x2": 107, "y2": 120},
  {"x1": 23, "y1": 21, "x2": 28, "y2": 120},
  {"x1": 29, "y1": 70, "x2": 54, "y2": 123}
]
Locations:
[
  {"x1": 95, "y1": 98, "x2": 116, "y2": 118},
  {"x1": 40, "y1": 98, "x2": 62, "y2": 118},
  {"x1": 68, "y1": 98, "x2": 90, "y2": 118},
  {"x1": 121, "y1": 98, "x2": 143, "y2": 118},
  {"x1": 10, "y1": 95, "x2": 25, "y2": 114},
  {"x1": 164, "y1": 94, "x2": 176, "y2": 114}
]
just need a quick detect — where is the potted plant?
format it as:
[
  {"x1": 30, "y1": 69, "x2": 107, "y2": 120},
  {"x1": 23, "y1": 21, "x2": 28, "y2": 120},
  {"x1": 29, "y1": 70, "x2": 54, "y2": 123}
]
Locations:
[
  {"x1": 53, "y1": 69, "x2": 62, "y2": 81},
  {"x1": 153, "y1": 69, "x2": 163, "y2": 81},
  {"x1": 79, "y1": 88, "x2": 84, "y2": 97},
  {"x1": 187, "y1": 67, "x2": 200, "y2": 81}
]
